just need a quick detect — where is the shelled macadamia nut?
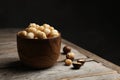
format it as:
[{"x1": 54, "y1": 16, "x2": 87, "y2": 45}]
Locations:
[
  {"x1": 25, "y1": 27, "x2": 37, "y2": 34},
  {"x1": 37, "y1": 30, "x2": 47, "y2": 39},
  {"x1": 17, "y1": 30, "x2": 27, "y2": 38},
  {"x1": 66, "y1": 52, "x2": 75, "y2": 60},
  {"x1": 43, "y1": 23, "x2": 50, "y2": 28},
  {"x1": 37, "y1": 26, "x2": 44, "y2": 31},
  {"x1": 52, "y1": 29, "x2": 58, "y2": 33},
  {"x1": 36, "y1": 24, "x2": 40, "y2": 29},
  {"x1": 28, "y1": 23, "x2": 37, "y2": 28},
  {"x1": 65, "y1": 59, "x2": 72, "y2": 66},
  {"x1": 49, "y1": 26, "x2": 54, "y2": 30},
  {"x1": 26, "y1": 32, "x2": 34, "y2": 39},
  {"x1": 17, "y1": 23, "x2": 60, "y2": 39},
  {"x1": 44, "y1": 28, "x2": 51, "y2": 36}
]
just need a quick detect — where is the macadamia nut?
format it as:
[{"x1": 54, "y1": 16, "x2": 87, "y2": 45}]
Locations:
[
  {"x1": 36, "y1": 24, "x2": 40, "y2": 29},
  {"x1": 49, "y1": 29, "x2": 59, "y2": 37},
  {"x1": 17, "y1": 30, "x2": 27, "y2": 37},
  {"x1": 63, "y1": 46, "x2": 71, "y2": 54},
  {"x1": 26, "y1": 32, "x2": 34, "y2": 39},
  {"x1": 17, "y1": 23, "x2": 60, "y2": 39},
  {"x1": 37, "y1": 30, "x2": 47, "y2": 39},
  {"x1": 37, "y1": 26, "x2": 44, "y2": 31},
  {"x1": 28, "y1": 23, "x2": 37, "y2": 28},
  {"x1": 65, "y1": 59, "x2": 72, "y2": 66},
  {"x1": 43, "y1": 23, "x2": 50, "y2": 28},
  {"x1": 49, "y1": 26, "x2": 54, "y2": 30},
  {"x1": 66, "y1": 52, "x2": 75, "y2": 60},
  {"x1": 44, "y1": 28, "x2": 51, "y2": 36},
  {"x1": 26, "y1": 27, "x2": 37, "y2": 33}
]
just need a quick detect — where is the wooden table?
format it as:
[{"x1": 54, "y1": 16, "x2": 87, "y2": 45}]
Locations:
[{"x1": 0, "y1": 28, "x2": 120, "y2": 80}]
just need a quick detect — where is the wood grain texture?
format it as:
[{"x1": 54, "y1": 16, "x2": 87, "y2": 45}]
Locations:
[
  {"x1": 0, "y1": 28, "x2": 120, "y2": 80},
  {"x1": 17, "y1": 34, "x2": 61, "y2": 68},
  {"x1": 62, "y1": 39, "x2": 120, "y2": 73}
]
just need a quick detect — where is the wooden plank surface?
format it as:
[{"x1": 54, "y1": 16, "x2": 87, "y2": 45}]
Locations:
[
  {"x1": 62, "y1": 39, "x2": 120, "y2": 73},
  {"x1": 0, "y1": 28, "x2": 120, "y2": 80}
]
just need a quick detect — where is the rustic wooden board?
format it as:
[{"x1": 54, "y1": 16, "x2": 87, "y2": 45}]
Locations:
[{"x1": 0, "y1": 28, "x2": 120, "y2": 80}]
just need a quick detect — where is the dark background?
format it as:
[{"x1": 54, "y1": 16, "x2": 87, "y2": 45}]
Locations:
[{"x1": 0, "y1": 0, "x2": 120, "y2": 65}]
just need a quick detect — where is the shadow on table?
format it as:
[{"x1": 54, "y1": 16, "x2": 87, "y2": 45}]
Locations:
[{"x1": 0, "y1": 61, "x2": 51, "y2": 72}]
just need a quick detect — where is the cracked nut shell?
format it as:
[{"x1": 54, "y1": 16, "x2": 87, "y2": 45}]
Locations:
[
  {"x1": 77, "y1": 58, "x2": 85, "y2": 65},
  {"x1": 72, "y1": 62, "x2": 82, "y2": 69}
]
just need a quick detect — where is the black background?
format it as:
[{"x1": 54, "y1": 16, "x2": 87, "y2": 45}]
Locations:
[{"x1": 0, "y1": 0, "x2": 120, "y2": 65}]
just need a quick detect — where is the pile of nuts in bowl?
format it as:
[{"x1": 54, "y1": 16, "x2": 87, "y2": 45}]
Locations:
[
  {"x1": 17, "y1": 23, "x2": 60, "y2": 39},
  {"x1": 63, "y1": 45, "x2": 86, "y2": 69}
]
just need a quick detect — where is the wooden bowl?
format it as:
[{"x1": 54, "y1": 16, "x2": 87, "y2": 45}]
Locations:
[{"x1": 17, "y1": 34, "x2": 61, "y2": 69}]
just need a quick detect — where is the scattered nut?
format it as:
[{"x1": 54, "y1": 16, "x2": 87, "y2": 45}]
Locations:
[
  {"x1": 65, "y1": 59, "x2": 72, "y2": 66},
  {"x1": 72, "y1": 62, "x2": 82, "y2": 69},
  {"x1": 62, "y1": 45, "x2": 85, "y2": 70},
  {"x1": 63, "y1": 46, "x2": 71, "y2": 54},
  {"x1": 66, "y1": 52, "x2": 75, "y2": 60}
]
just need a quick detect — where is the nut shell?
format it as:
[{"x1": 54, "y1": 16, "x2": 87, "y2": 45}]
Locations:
[
  {"x1": 72, "y1": 62, "x2": 82, "y2": 69},
  {"x1": 77, "y1": 58, "x2": 85, "y2": 65},
  {"x1": 63, "y1": 46, "x2": 71, "y2": 54}
]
